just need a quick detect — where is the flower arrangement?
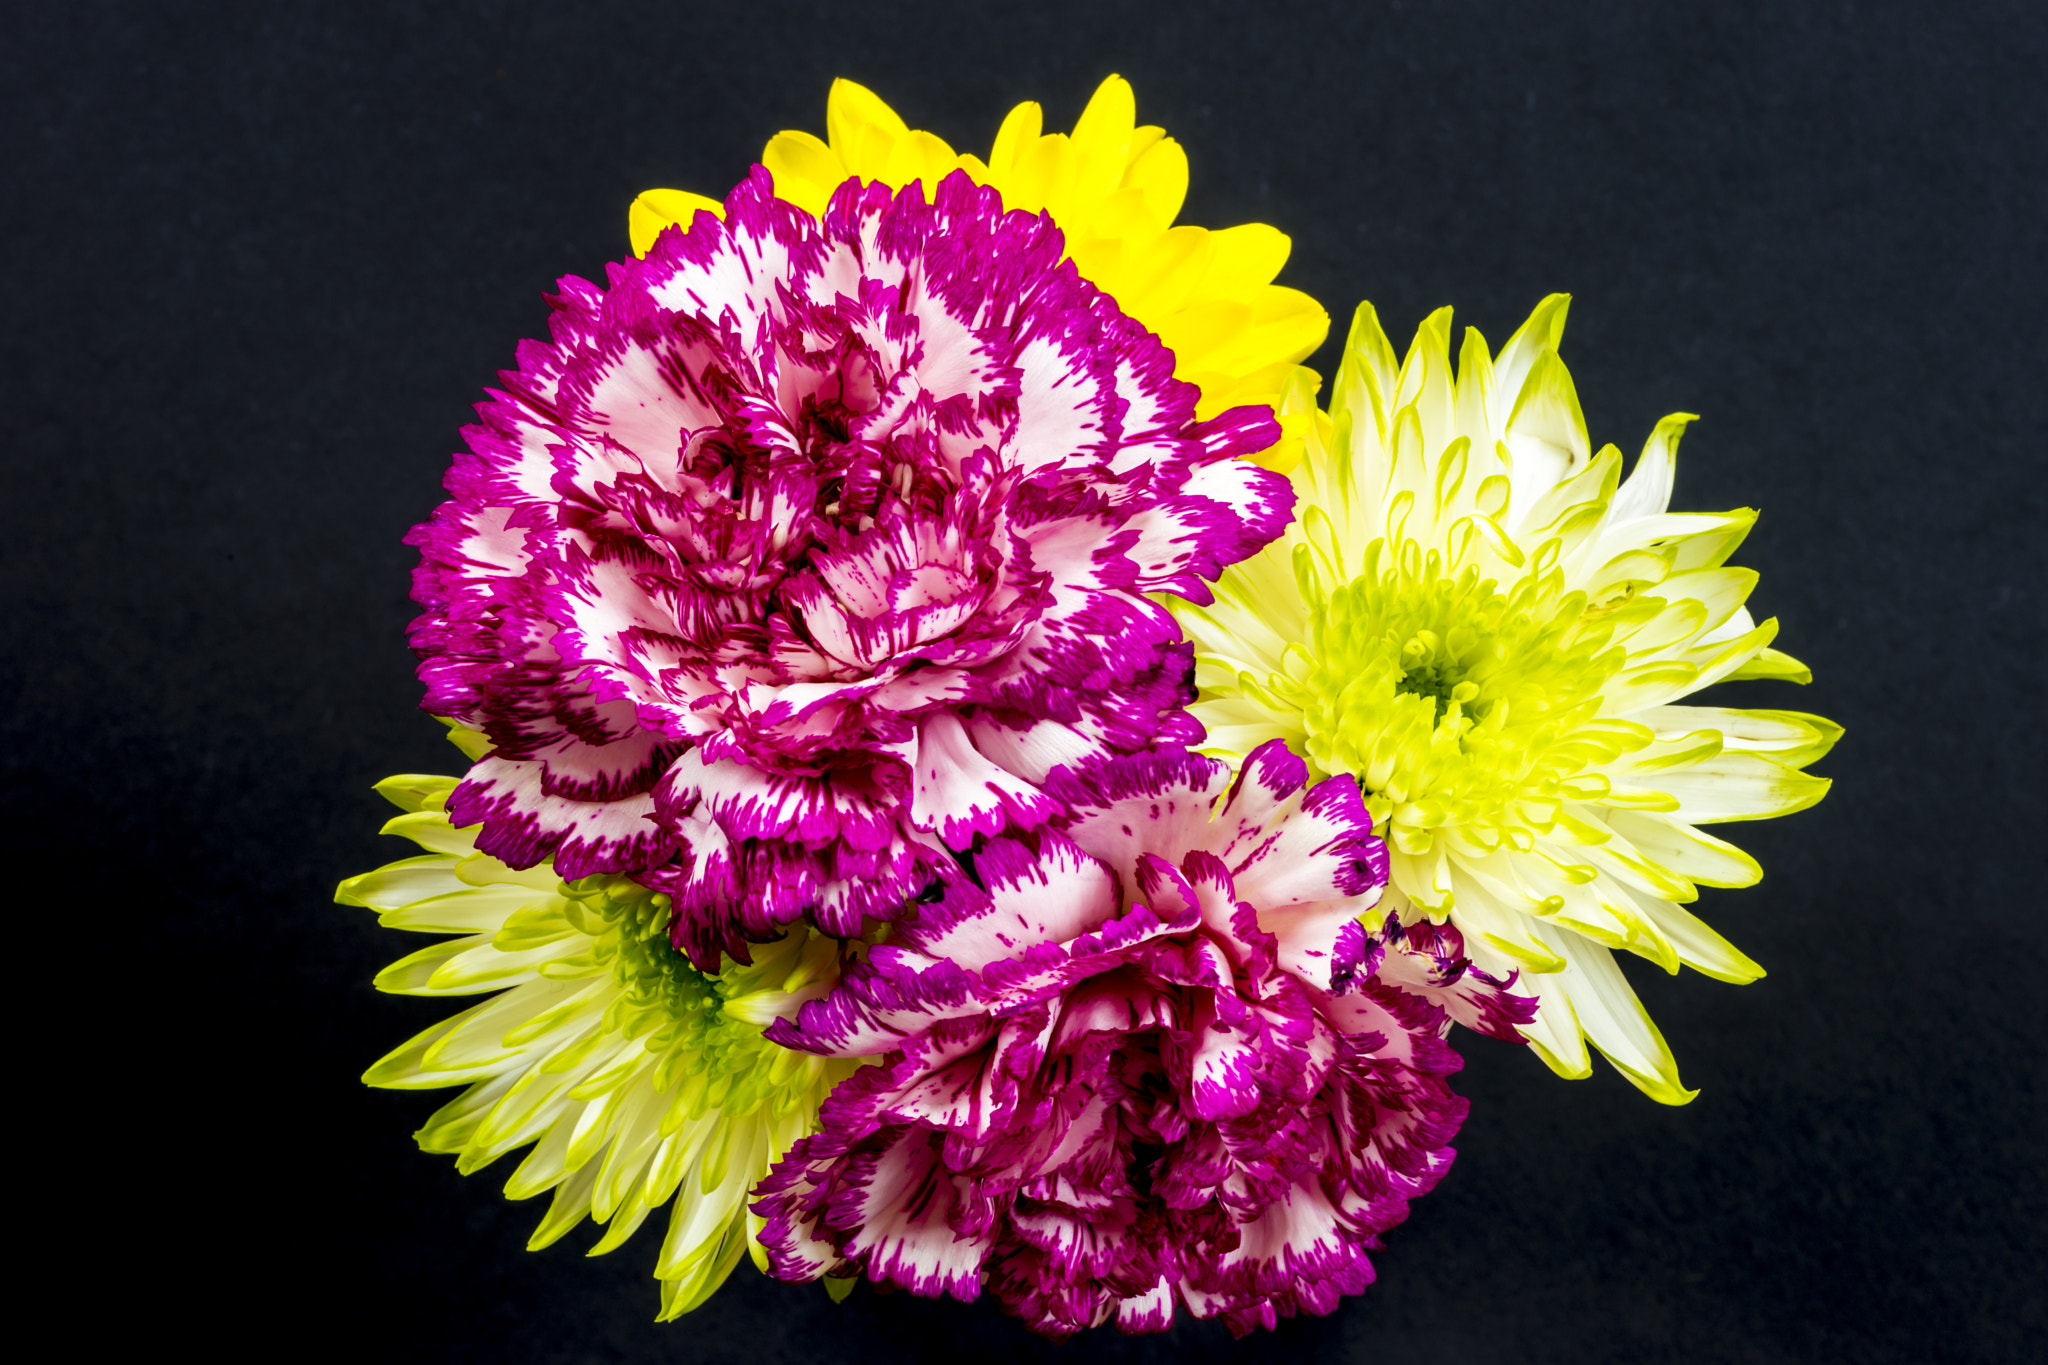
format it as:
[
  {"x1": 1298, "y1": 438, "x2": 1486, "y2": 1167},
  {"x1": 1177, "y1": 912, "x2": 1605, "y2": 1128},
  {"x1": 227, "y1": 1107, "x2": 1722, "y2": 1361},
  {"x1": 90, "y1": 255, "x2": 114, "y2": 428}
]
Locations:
[{"x1": 342, "y1": 76, "x2": 1835, "y2": 1336}]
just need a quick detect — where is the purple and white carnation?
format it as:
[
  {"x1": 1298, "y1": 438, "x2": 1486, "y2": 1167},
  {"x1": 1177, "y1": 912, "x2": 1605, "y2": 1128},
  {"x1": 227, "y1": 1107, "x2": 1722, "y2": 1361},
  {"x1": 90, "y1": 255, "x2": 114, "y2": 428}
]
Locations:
[
  {"x1": 404, "y1": 167, "x2": 1292, "y2": 964},
  {"x1": 754, "y1": 740, "x2": 1534, "y2": 1338}
]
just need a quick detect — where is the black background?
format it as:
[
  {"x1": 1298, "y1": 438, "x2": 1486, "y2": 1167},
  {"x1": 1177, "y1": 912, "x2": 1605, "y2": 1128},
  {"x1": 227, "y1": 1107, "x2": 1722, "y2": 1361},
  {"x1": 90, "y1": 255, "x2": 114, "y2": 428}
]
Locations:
[{"x1": 4, "y1": 2, "x2": 2043, "y2": 1361}]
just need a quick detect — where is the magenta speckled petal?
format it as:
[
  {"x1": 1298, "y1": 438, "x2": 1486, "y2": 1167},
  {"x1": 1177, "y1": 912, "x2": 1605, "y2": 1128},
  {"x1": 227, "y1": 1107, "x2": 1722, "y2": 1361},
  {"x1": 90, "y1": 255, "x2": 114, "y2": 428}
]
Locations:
[
  {"x1": 754, "y1": 741, "x2": 1535, "y2": 1337},
  {"x1": 405, "y1": 167, "x2": 1290, "y2": 964}
]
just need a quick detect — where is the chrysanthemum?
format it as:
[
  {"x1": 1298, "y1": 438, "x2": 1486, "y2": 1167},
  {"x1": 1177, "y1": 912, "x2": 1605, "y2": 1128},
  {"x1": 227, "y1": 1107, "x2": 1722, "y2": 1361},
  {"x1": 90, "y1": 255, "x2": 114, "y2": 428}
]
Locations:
[
  {"x1": 339, "y1": 768, "x2": 864, "y2": 1317},
  {"x1": 1165, "y1": 297, "x2": 1840, "y2": 1102},
  {"x1": 755, "y1": 741, "x2": 1531, "y2": 1337},
  {"x1": 406, "y1": 168, "x2": 1290, "y2": 964},
  {"x1": 630, "y1": 75, "x2": 1329, "y2": 429}
]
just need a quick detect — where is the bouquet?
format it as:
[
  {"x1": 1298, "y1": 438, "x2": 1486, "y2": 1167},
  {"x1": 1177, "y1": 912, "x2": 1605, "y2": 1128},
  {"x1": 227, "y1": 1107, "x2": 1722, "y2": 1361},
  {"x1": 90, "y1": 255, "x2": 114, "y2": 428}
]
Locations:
[{"x1": 339, "y1": 76, "x2": 1836, "y2": 1337}]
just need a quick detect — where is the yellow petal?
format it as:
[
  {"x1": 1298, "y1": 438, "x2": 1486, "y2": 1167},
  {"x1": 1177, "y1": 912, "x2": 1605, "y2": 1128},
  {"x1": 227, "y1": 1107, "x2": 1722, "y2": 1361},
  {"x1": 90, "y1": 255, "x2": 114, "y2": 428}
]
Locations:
[
  {"x1": 1516, "y1": 973, "x2": 1593, "y2": 1078},
  {"x1": 825, "y1": 77, "x2": 911, "y2": 175},
  {"x1": 880, "y1": 128, "x2": 960, "y2": 193},
  {"x1": 1503, "y1": 348, "x2": 1593, "y2": 495},
  {"x1": 1607, "y1": 412, "x2": 1694, "y2": 522},
  {"x1": 1602, "y1": 809, "x2": 1763, "y2": 888},
  {"x1": 1068, "y1": 73, "x2": 1137, "y2": 196},
  {"x1": 1637, "y1": 705, "x2": 1842, "y2": 767},
  {"x1": 1121, "y1": 134, "x2": 1188, "y2": 228},
  {"x1": 1492, "y1": 292, "x2": 1571, "y2": 398},
  {"x1": 627, "y1": 188, "x2": 726, "y2": 257},
  {"x1": 381, "y1": 884, "x2": 536, "y2": 933},
  {"x1": 1655, "y1": 753, "x2": 1831, "y2": 824},
  {"x1": 987, "y1": 100, "x2": 1042, "y2": 179},
  {"x1": 1197, "y1": 223, "x2": 1291, "y2": 302},
  {"x1": 759, "y1": 130, "x2": 844, "y2": 218}
]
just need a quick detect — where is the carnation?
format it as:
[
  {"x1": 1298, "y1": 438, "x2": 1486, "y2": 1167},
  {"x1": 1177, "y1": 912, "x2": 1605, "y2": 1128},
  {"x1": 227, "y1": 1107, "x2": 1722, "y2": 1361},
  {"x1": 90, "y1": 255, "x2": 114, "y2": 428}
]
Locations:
[
  {"x1": 754, "y1": 740, "x2": 1533, "y2": 1336},
  {"x1": 406, "y1": 167, "x2": 1291, "y2": 966}
]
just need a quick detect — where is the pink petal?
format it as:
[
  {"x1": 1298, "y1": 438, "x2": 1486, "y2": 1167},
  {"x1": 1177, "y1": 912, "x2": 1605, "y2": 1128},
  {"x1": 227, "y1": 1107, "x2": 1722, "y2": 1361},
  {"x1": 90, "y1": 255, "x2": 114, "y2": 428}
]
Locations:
[{"x1": 907, "y1": 711, "x2": 1058, "y2": 846}]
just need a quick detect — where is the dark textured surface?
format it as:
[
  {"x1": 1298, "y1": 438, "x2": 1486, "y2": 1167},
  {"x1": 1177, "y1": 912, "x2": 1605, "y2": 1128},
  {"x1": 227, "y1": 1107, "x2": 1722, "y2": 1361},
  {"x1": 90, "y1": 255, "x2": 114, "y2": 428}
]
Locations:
[{"x1": 3, "y1": 2, "x2": 2042, "y2": 1360}]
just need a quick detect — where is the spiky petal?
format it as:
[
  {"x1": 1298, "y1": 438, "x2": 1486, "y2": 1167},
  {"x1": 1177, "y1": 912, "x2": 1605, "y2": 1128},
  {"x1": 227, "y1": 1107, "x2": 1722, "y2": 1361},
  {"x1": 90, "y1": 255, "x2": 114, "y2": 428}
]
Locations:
[
  {"x1": 339, "y1": 772, "x2": 864, "y2": 1318},
  {"x1": 1166, "y1": 297, "x2": 1840, "y2": 1102}
]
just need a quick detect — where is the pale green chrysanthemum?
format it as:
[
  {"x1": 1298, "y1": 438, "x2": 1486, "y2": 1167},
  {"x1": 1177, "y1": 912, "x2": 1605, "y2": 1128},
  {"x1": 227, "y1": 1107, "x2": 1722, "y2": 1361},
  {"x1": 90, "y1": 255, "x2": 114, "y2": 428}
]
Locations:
[
  {"x1": 340, "y1": 762, "x2": 864, "y2": 1317},
  {"x1": 1167, "y1": 296, "x2": 1839, "y2": 1104}
]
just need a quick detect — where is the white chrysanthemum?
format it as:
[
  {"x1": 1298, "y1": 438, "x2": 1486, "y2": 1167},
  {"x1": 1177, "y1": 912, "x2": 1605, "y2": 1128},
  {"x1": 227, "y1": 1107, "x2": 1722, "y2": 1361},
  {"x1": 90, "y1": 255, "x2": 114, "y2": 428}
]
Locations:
[
  {"x1": 340, "y1": 764, "x2": 863, "y2": 1316},
  {"x1": 1166, "y1": 296, "x2": 1838, "y2": 1103}
]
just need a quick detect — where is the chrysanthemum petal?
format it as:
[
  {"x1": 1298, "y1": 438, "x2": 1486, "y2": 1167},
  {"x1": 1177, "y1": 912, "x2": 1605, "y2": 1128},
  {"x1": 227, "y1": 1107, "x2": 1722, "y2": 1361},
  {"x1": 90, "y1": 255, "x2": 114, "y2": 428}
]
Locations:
[
  {"x1": 346, "y1": 795, "x2": 865, "y2": 1317},
  {"x1": 1627, "y1": 890, "x2": 1767, "y2": 985},
  {"x1": 1642, "y1": 706, "x2": 1843, "y2": 766},
  {"x1": 1531, "y1": 923, "x2": 1695, "y2": 1105},
  {"x1": 1169, "y1": 296, "x2": 1836, "y2": 1099},
  {"x1": 1651, "y1": 753, "x2": 1832, "y2": 824},
  {"x1": 1601, "y1": 810, "x2": 1763, "y2": 889},
  {"x1": 1728, "y1": 646, "x2": 1815, "y2": 683},
  {"x1": 335, "y1": 854, "x2": 467, "y2": 911}
]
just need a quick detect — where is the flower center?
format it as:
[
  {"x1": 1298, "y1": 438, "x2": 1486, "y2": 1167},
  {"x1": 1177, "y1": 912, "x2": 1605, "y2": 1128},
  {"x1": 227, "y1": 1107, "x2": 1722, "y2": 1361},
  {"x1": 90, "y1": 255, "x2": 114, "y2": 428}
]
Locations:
[
  {"x1": 602, "y1": 881, "x2": 727, "y2": 1018},
  {"x1": 1277, "y1": 538, "x2": 1631, "y2": 854},
  {"x1": 1393, "y1": 659, "x2": 1462, "y2": 725},
  {"x1": 560, "y1": 876, "x2": 830, "y2": 1119}
]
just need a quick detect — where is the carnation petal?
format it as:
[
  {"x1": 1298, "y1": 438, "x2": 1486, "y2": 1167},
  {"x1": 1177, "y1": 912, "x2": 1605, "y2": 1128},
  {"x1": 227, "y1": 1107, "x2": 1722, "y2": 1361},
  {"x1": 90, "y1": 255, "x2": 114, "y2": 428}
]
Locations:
[
  {"x1": 450, "y1": 756, "x2": 676, "y2": 879},
  {"x1": 838, "y1": 1129, "x2": 991, "y2": 1301},
  {"x1": 907, "y1": 712, "x2": 1059, "y2": 845}
]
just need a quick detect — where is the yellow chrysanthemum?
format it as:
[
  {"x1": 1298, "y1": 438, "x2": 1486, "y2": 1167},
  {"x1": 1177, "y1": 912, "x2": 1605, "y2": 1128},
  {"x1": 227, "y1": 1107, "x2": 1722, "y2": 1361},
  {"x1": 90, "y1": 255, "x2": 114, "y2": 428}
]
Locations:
[
  {"x1": 628, "y1": 75, "x2": 1328, "y2": 431},
  {"x1": 1166, "y1": 296, "x2": 1839, "y2": 1104},
  {"x1": 341, "y1": 759, "x2": 863, "y2": 1317}
]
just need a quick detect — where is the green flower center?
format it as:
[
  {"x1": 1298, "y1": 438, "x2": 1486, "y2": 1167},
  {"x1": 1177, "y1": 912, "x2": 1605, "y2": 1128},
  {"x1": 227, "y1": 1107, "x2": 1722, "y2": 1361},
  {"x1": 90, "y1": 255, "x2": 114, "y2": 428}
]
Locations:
[
  {"x1": 605, "y1": 882, "x2": 726, "y2": 1017},
  {"x1": 559, "y1": 876, "x2": 833, "y2": 1120},
  {"x1": 1393, "y1": 660, "x2": 1462, "y2": 724},
  {"x1": 1277, "y1": 538, "x2": 1631, "y2": 853}
]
